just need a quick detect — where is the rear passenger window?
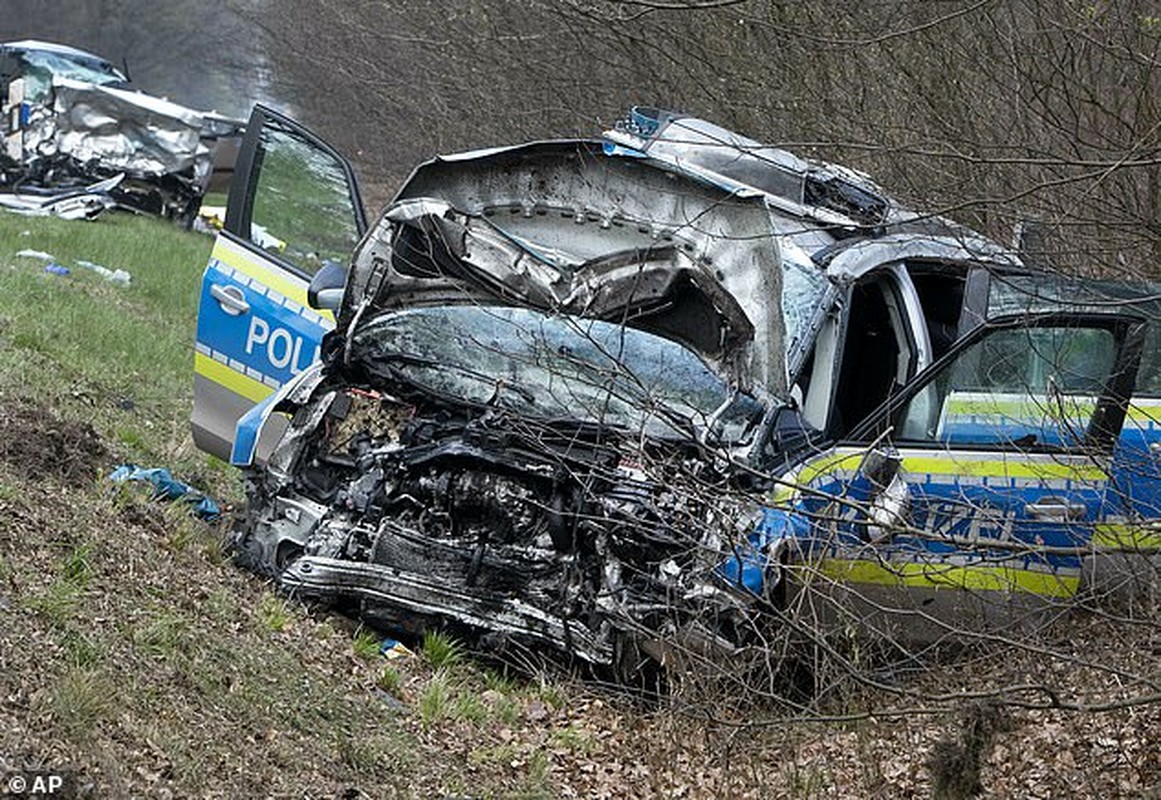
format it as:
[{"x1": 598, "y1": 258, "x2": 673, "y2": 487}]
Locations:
[{"x1": 1135, "y1": 324, "x2": 1161, "y2": 397}]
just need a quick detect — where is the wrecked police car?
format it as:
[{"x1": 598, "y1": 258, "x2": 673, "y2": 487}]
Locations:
[
  {"x1": 1, "y1": 39, "x2": 242, "y2": 221},
  {"x1": 759, "y1": 273, "x2": 1161, "y2": 642},
  {"x1": 193, "y1": 105, "x2": 1161, "y2": 677},
  {"x1": 609, "y1": 108, "x2": 1161, "y2": 636},
  {"x1": 193, "y1": 109, "x2": 794, "y2": 672}
]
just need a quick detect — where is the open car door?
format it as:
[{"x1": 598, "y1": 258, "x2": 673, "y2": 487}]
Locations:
[
  {"x1": 191, "y1": 105, "x2": 366, "y2": 461},
  {"x1": 787, "y1": 313, "x2": 1144, "y2": 635}
]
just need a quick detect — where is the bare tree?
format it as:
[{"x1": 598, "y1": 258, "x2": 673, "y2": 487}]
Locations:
[{"x1": 255, "y1": 1, "x2": 1161, "y2": 275}]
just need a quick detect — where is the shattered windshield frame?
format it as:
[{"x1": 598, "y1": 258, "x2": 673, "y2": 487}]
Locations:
[
  {"x1": 16, "y1": 49, "x2": 126, "y2": 101},
  {"x1": 350, "y1": 305, "x2": 765, "y2": 444},
  {"x1": 780, "y1": 240, "x2": 830, "y2": 358}
]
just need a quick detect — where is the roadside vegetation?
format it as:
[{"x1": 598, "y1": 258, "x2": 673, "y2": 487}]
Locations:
[
  {"x1": 1, "y1": 210, "x2": 1158, "y2": 798},
  {"x1": 0, "y1": 210, "x2": 766, "y2": 798}
]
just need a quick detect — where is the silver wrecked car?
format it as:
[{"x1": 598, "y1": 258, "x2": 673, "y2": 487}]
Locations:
[{"x1": 1, "y1": 39, "x2": 242, "y2": 220}]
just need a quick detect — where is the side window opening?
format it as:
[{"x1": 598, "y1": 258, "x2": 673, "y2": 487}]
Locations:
[
  {"x1": 894, "y1": 324, "x2": 1117, "y2": 449},
  {"x1": 829, "y1": 278, "x2": 914, "y2": 436},
  {"x1": 1134, "y1": 322, "x2": 1161, "y2": 397},
  {"x1": 907, "y1": 265, "x2": 967, "y2": 361},
  {"x1": 248, "y1": 123, "x2": 362, "y2": 277}
]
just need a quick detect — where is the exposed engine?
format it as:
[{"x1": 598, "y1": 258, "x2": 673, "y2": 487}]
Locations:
[{"x1": 236, "y1": 387, "x2": 771, "y2": 671}]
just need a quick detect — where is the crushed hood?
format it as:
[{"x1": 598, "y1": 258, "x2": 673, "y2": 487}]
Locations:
[{"x1": 342, "y1": 140, "x2": 786, "y2": 397}]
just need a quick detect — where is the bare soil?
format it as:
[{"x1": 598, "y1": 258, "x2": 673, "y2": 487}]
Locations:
[{"x1": 0, "y1": 401, "x2": 107, "y2": 484}]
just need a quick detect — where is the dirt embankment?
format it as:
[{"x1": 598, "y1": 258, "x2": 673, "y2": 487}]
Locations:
[
  {"x1": 1, "y1": 397, "x2": 1159, "y2": 798},
  {"x1": 0, "y1": 401, "x2": 107, "y2": 484}
]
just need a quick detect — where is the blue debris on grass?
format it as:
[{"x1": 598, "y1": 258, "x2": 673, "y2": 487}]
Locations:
[{"x1": 109, "y1": 464, "x2": 221, "y2": 521}]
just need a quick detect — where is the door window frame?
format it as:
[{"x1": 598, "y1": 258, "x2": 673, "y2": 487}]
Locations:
[
  {"x1": 844, "y1": 313, "x2": 1146, "y2": 457},
  {"x1": 223, "y1": 104, "x2": 367, "y2": 281},
  {"x1": 823, "y1": 269, "x2": 926, "y2": 438}
]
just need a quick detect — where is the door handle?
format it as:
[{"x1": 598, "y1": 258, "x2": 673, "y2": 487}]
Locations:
[
  {"x1": 210, "y1": 283, "x2": 250, "y2": 316},
  {"x1": 1025, "y1": 496, "x2": 1087, "y2": 521}
]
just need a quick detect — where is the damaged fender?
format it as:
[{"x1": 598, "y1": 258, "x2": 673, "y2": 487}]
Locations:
[{"x1": 231, "y1": 363, "x2": 327, "y2": 467}]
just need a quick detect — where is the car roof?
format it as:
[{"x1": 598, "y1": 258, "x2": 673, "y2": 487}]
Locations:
[
  {"x1": 603, "y1": 106, "x2": 894, "y2": 230},
  {"x1": 1, "y1": 39, "x2": 127, "y2": 81}
]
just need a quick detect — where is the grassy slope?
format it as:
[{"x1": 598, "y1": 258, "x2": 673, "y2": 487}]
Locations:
[
  {"x1": 0, "y1": 216, "x2": 204, "y2": 442},
  {"x1": 0, "y1": 210, "x2": 1157, "y2": 799},
  {"x1": 0, "y1": 212, "x2": 545, "y2": 798},
  {"x1": 0, "y1": 211, "x2": 741, "y2": 799}
]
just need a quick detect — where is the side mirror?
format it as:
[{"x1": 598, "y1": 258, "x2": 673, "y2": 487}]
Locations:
[
  {"x1": 307, "y1": 259, "x2": 346, "y2": 311},
  {"x1": 859, "y1": 447, "x2": 910, "y2": 543},
  {"x1": 860, "y1": 447, "x2": 902, "y2": 491},
  {"x1": 759, "y1": 404, "x2": 820, "y2": 467}
]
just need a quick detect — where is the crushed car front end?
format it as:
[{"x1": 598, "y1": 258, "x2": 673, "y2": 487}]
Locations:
[
  {"x1": 239, "y1": 306, "x2": 779, "y2": 670},
  {"x1": 228, "y1": 140, "x2": 795, "y2": 674}
]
